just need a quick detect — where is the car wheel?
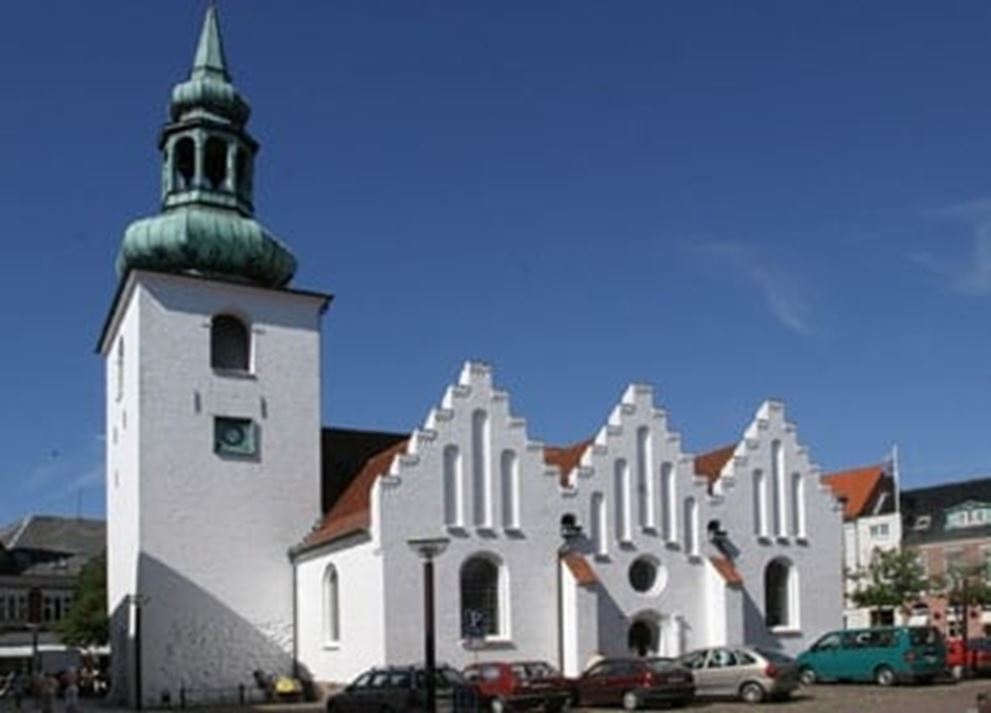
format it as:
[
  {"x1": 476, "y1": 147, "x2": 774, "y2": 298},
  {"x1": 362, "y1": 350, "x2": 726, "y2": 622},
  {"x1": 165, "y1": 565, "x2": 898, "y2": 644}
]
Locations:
[
  {"x1": 799, "y1": 666, "x2": 817, "y2": 685},
  {"x1": 739, "y1": 681, "x2": 765, "y2": 704},
  {"x1": 621, "y1": 690, "x2": 639, "y2": 710},
  {"x1": 490, "y1": 696, "x2": 507, "y2": 713},
  {"x1": 874, "y1": 665, "x2": 896, "y2": 687}
]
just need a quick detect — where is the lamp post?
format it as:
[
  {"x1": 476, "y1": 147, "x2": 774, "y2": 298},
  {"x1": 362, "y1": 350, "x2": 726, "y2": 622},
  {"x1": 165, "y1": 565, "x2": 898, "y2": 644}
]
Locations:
[
  {"x1": 126, "y1": 594, "x2": 149, "y2": 711},
  {"x1": 557, "y1": 516, "x2": 584, "y2": 675},
  {"x1": 407, "y1": 537, "x2": 450, "y2": 713}
]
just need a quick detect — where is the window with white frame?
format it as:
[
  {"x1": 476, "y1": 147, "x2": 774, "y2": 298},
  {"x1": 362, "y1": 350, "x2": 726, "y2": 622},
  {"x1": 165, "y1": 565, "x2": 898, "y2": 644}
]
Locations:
[
  {"x1": 684, "y1": 497, "x2": 699, "y2": 556},
  {"x1": 637, "y1": 427, "x2": 655, "y2": 530},
  {"x1": 764, "y1": 558, "x2": 799, "y2": 630},
  {"x1": 323, "y1": 564, "x2": 340, "y2": 644},
  {"x1": 471, "y1": 409, "x2": 491, "y2": 528},
  {"x1": 661, "y1": 462, "x2": 676, "y2": 543},
  {"x1": 868, "y1": 523, "x2": 890, "y2": 538},
  {"x1": 443, "y1": 445, "x2": 464, "y2": 528},
  {"x1": 771, "y1": 440, "x2": 787, "y2": 537},
  {"x1": 791, "y1": 472, "x2": 805, "y2": 538},
  {"x1": 591, "y1": 492, "x2": 607, "y2": 557},
  {"x1": 500, "y1": 449, "x2": 520, "y2": 530},
  {"x1": 615, "y1": 459, "x2": 632, "y2": 543},
  {"x1": 753, "y1": 469, "x2": 767, "y2": 537},
  {"x1": 460, "y1": 554, "x2": 507, "y2": 639}
]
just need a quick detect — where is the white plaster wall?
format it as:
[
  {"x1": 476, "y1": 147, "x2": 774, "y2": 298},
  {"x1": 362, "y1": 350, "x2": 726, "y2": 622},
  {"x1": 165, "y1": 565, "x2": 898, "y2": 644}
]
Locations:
[
  {"x1": 102, "y1": 282, "x2": 143, "y2": 704},
  {"x1": 116, "y1": 271, "x2": 324, "y2": 706},
  {"x1": 377, "y1": 364, "x2": 563, "y2": 670},
  {"x1": 706, "y1": 401, "x2": 844, "y2": 656},
  {"x1": 296, "y1": 538, "x2": 385, "y2": 684},
  {"x1": 563, "y1": 384, "x2": 712, "y2": 658}
]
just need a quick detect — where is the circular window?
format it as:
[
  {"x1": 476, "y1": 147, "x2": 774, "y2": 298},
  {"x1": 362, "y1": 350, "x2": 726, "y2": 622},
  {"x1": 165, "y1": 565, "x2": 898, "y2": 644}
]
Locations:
[{"x1": 629, "y1": 557, "x2": 666, "y2": 594}]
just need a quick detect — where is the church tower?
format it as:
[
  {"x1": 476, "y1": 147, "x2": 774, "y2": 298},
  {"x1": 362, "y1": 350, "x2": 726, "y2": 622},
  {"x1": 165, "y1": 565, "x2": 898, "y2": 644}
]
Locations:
[{"x1": 98, "y1": 7, "x2": 328, "y2": 706}]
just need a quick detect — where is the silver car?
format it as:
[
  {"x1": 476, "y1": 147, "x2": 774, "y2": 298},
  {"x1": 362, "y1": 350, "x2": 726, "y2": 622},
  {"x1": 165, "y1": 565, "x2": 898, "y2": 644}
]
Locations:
[{"x1": 677, "y1": 646, "x2": 799, "y2": 703}]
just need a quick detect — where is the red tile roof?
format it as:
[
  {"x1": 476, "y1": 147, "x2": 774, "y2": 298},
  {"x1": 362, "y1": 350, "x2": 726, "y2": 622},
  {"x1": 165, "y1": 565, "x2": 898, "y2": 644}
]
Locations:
[
  {"x1": 709, "y1": 556, "x2": 744, "y2": 585},
  {"x1": 545, "y1": 439, "x2": 593, "y2": 486},
  {"x1": 821, "y1": 464, "x2": 885, "y2": 520},
  {"x1": 562, "y1": 551, "x2": 598, "y2": 585},
  {"x1": 694, "y1": 445, "x2": 736, "y2": 485},
  {"x1": 304, "y1": 439, "x2": 410, "y2": 548}
]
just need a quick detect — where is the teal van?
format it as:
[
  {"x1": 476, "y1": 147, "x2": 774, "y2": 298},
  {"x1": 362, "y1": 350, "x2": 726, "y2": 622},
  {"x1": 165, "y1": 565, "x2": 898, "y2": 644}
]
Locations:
[{"x1": 796, "y1": 627, "x2": 946, "y2": 686}]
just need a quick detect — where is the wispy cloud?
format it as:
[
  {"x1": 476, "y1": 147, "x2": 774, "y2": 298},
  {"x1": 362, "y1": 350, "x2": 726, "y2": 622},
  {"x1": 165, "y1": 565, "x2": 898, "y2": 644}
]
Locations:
[
  {"x1": 915, "y1": 198, "x2": 991, "y2": 296},
  {"x1": 693, "y1": 240, "x2": 814, "y2": 336},
  {"x1": 18, "y1": 434, "x2": 105, "y2": 499}
]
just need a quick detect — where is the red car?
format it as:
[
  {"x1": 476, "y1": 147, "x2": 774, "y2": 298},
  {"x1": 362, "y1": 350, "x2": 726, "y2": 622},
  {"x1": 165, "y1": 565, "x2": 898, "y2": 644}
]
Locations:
[
  {"x1": 947, "y1": 638, "x2": 991, "y2": 677},
  {"x1": 462, "y1": 661, "x2": 571, "y2": 712},
  {"x1": 574, "y1": 657, "x2": 695, "y2": 710}
]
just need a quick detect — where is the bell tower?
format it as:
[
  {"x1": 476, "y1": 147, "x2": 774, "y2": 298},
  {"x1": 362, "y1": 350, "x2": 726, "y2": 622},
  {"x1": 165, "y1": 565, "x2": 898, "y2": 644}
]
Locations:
[{"x1": 99, "y1": 7, "x2": 329, "y2": 706}]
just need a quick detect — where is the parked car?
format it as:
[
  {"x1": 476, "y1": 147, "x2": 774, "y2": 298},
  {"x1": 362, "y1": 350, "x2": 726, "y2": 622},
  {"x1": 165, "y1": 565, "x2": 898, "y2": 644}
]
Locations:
[
  {"x1": 462, "y1": 660, "x2": 571, "y2": 712},
  {"x1": 573, "y1": 657, "x2": 694, "y2": 710},
  {"x1": 677, "y1": 646, "x2": 798, "y2": 703},
  {"x1": 796, "y1": 626, "x2": 946, "y2": 686},
  {"x1": 947, "y1": 638, "x2": 991, "y2": 678},
  {"x1": 326, "y1": 665, "x2": 478, "y2": 712}
]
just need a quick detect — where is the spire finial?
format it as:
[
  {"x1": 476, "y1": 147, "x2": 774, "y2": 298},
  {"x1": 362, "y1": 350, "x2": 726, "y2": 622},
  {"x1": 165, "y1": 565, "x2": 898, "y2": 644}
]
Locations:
[{"x1": 191, "y1": 3, "x2": 228, "y2": 81}]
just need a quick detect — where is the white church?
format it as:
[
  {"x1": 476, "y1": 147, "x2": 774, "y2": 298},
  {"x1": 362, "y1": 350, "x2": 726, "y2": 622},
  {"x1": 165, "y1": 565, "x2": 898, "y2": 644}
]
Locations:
[{"x1": 99, "y1": 8, "x2": 844, "y2": 707}]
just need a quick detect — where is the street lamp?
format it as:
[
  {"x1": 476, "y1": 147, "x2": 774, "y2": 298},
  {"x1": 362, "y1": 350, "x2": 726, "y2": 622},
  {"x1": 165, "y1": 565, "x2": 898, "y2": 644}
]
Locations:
[
  {"x1": 126, "y1": 594, "x2": 149, "y2": 711},
  {"x1": 407, "y1": 537, "x2": 450, "y2": 713}
]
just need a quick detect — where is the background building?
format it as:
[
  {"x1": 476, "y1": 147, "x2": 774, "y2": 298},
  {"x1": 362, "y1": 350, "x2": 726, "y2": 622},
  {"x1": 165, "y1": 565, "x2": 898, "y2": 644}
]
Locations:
[
  {"x1": 822, "y1": 454, "x2": 902, "y2": 628},
  {"x1": 901, "y1": 478, "x2": 991, "y2": 639},
  {"x1": 0, "y1": 515, "x2": 105, "y2": 673}
]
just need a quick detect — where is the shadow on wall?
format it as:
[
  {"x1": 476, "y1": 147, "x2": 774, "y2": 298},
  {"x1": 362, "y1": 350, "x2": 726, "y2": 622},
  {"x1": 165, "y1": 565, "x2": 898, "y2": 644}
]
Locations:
[
  {"x1": 742, "y1": 590, "x2": 781, "y2": 652},
  {"x1": 108, "y1": 553, "x2": 305, "y2": 709}
]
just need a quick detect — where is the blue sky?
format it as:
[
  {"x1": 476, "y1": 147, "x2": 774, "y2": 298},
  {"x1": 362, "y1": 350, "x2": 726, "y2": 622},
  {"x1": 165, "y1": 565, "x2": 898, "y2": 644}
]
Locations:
[{"x1": 1, "y1": 1, "x2": 990, "y2": 524}]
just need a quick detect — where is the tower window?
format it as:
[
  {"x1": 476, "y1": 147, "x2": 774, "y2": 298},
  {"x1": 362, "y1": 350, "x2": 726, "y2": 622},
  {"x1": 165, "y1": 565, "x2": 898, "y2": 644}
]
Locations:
[
  {"x1": 211, "y1": 314, "x2": 250, "y2": 371},
  {"x1": 173, "y1": 136, "x2": 195, "y2": 191},
  {"x1": 235, "y1": 147, "x2": 251, "y2": 199},
  {"x1": 204, "y1": 137, "x2": 228, "y2": 190}
]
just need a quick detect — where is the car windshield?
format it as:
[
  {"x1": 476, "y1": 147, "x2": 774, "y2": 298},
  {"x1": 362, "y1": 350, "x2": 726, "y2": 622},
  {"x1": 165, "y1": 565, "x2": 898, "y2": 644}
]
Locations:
[
  {"x1": 909, "y1": 627, "x2": 940, "y2": 646},
  {"x1": 754, "y1": 649, "x2": 794, "y2": 665},
  {"x1": 523, "y1": 662, "x2": 558, "y2": 679},
  {"x1": 647, "y1": 658, "x2": 681, "y2": 672}
]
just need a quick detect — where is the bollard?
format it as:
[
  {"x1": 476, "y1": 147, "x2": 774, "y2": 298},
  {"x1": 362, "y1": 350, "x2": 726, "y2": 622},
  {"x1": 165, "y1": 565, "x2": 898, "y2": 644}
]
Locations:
[
  {"x1": 179, "y1": 685, "x2": 186, "y2": 709},
  {"x1": 238, "y1": 683, "x2": 245, "y2": 705}
]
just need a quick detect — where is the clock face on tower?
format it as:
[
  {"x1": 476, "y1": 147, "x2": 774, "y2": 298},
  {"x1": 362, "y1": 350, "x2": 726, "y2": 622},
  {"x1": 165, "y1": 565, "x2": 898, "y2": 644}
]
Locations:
[{"x1": 214, "y1": 417, "x2": 257, "y2": 457}]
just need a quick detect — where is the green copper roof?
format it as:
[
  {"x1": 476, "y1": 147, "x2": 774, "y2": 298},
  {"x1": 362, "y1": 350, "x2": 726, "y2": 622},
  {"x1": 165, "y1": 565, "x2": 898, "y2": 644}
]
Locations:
[
  {"x1": 116, "y1": 5, "x2": 297, "y2": 289},
  {"x1": 118, "y1": 207, "x2": 296, "y2": 288}
]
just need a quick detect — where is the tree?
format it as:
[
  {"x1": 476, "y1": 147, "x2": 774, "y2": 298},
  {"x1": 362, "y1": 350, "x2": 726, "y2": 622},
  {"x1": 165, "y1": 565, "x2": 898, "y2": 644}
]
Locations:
[
  {"x1": 54, "y1": 550, "x2": 108, "y2": 648},
  {"x1": 847, "y1": 547, "x2": 929, "y2": 621}
]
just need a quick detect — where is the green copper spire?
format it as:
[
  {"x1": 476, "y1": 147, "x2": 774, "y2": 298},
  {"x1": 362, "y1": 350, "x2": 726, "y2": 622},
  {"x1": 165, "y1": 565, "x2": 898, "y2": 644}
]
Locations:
[
  {"x1": 116, "y1": 4, "x2": 296, "y2": 288},
  {"x1": 191, "y1": 4, "x2": 228, "y2": 82}
]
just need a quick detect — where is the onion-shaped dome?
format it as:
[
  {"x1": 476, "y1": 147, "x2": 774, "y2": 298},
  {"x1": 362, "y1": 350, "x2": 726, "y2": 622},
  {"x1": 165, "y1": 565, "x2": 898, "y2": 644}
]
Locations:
[{"x1": 117, "y1": 207, "x2": 296, "y2": 288}]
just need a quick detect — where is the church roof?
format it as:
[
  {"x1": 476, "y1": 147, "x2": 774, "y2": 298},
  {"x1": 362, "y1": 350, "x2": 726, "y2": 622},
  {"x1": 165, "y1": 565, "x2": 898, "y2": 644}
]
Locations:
[
  {"x1": 0, "y1": 515, "x2": 105, "y2": 557},
  {"x1": 694, "y1": 444, "x2": 736, "y2": 485},
  {"x1": 562, "y1": 551, "x2": 598, "y2": 586},
  {"x1": 304, "y1": 438, "x2": 410, "y2": 549},
  {"x1": 821, "y1": 464, "x2": 886, "y2": 520},
  {"x1": 544, "y1": 439, "x2": 592, "y2": 486},
  {"x1": 709, "y1": 555, "x2": 744, "y2": 586}
]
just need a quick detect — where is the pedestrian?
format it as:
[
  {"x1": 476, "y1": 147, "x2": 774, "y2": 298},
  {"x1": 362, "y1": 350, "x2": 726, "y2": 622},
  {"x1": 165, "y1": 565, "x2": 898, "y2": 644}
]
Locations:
[
  {"x1": 37, "y1": 674, "x2": 55, "y2": 713},
  {"x1": 63, "y1": 669, "x2": 79, "y2": 713},
  {"x1": 12, "y1": 669, "x2": 26, "y2": 711}
]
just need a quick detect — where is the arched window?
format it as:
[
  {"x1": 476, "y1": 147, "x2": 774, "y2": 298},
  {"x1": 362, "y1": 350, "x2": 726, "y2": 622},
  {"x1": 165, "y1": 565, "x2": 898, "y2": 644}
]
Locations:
[
  {"x1": 500, "y1": 449, "x2": 520, "y2": 530},
  {"x1": 791, "y1": 472, "x2": 805, "y2": 537},
  {"x1": 460, "y1": 555, "x2": 504, "y2": 638},
  {"x1": 614, "y1": 459, "x2": 632, "y2": 543},
  {"x1": 752, "y1": 470, "x2": 767, "y2": 537},
  {"x1": 443, "y1": 445, "x2": 463, "y2": 528},
  {"x1": 210, "y1": 315, "x2": 250, "y2": 371},
  {"x1": 764, "y1": 558, "x2": 798, "y2": 630},
  {"x1": 471, "y1": 409, "x2": 491, "y2": 527},
  {"x1": 204, "y1": 137, "x2": 228, "y2": 190},
  {"x1": 323, "y1": 564, "x2": 340, "y2": 644},
  {"x1": 661, "y1": 462, "x2": 676, "y2": 543},
  {"x1": 637, "y1": 427, "x2": 655, "y2": 530},
  {"x1": 173, "y1": 136, "x2": 195, "y2": 191},
  {"x1": 591, "y1": 492, "x2": 607, "y2": 556},
  {"x1": 771, "y1": 440, "x2": 787, "y2": 537}
]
